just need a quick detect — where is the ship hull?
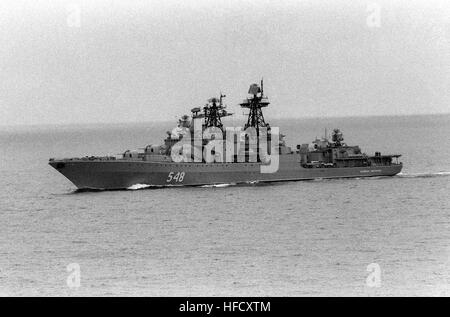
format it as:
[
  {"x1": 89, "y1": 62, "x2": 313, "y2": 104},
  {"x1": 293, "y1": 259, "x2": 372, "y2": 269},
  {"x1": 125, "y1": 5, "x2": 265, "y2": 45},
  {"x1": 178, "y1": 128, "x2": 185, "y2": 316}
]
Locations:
[{"x1": 49, "y1": 155, "x2": 403, "y2": 190}]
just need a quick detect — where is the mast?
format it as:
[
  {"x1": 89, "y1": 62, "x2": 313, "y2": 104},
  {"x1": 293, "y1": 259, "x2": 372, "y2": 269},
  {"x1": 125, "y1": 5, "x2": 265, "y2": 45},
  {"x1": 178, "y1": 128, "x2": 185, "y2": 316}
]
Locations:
[
  {"x1": 240, "y1": 79, "x2": 270, "y2": 134},
  {"x1": 240, "y1": 79, "x2": 271, "y2": 161},
  {"x1": 191, "y1": 93, "x2": 232, "y2": 132}
]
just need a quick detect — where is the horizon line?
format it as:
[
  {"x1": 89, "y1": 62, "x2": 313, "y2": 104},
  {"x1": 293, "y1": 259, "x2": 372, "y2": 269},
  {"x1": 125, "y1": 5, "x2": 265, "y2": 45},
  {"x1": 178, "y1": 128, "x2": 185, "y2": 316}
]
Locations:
[{"x1": 1, "y1": 112, "x2": 449, "y2": 130}]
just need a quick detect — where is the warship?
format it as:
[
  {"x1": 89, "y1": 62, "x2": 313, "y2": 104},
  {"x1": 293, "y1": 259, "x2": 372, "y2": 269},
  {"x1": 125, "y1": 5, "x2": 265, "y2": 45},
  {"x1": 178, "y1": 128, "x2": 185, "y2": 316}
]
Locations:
[{"x1": 49, "y1": 81, "x2": 402, "y2": 190}]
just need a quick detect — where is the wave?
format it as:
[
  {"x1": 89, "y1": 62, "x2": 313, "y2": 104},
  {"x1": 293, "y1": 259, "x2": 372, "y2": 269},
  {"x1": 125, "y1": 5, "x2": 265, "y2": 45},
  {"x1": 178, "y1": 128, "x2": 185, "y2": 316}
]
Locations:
[
  {"x1": 396, "y1": 171, "x2": 450, "y2": 178},
  {"x1": 127, "y1": 183, "x2": 155, "y2": 190},
  {"x1": 200, "y1": 183, "x2": 236, "y2": 188}
]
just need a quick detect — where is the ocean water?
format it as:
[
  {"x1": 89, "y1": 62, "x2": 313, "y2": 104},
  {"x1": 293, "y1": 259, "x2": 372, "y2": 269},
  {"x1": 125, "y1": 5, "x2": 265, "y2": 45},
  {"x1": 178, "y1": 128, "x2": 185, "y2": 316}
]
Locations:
[{"x1": 0, "y1": 115, "x2": 449, "y2": 296}]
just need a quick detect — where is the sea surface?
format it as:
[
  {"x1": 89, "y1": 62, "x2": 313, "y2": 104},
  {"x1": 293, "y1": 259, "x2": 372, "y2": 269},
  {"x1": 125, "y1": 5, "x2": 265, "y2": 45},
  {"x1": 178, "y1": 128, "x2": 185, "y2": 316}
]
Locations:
[{"x1": 0, "y1": 115, "x2": 449, "y2": 296}]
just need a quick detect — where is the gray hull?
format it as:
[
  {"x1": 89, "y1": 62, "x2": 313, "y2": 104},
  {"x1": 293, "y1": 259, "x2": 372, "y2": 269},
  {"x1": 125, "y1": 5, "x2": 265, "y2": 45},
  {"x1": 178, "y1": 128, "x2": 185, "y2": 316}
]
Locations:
[{"x1": 49, "y1": 155, "x2": 403, "y2": 190}]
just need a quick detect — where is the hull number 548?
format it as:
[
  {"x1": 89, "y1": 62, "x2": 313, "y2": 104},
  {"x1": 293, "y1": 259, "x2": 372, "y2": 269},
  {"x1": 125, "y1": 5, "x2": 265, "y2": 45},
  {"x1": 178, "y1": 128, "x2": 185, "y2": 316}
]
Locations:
[{"x1": 166, "y1": 171, "x2": 185, "y2": 183}]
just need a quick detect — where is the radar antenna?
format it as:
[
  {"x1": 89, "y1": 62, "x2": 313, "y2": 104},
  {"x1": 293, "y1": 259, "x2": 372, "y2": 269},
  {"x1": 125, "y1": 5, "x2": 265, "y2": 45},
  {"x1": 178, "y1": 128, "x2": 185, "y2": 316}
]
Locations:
[{"x1": 332, "y1": 128, "x2": 344, "y2": 146}]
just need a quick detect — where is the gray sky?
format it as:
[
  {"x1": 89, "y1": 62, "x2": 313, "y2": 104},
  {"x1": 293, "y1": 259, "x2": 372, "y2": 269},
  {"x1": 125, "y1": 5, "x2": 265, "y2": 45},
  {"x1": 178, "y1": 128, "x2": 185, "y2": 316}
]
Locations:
[{"x1": 0, "y1": 0, "x2": 449, "y2": 126}]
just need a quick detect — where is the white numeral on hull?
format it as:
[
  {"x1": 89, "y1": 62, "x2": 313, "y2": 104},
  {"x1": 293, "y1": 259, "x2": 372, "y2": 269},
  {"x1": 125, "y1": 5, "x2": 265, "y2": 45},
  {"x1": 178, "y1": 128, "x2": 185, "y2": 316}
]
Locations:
[{"x1": 167, "y1": 171, "x2": 185, "y2": 183}]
